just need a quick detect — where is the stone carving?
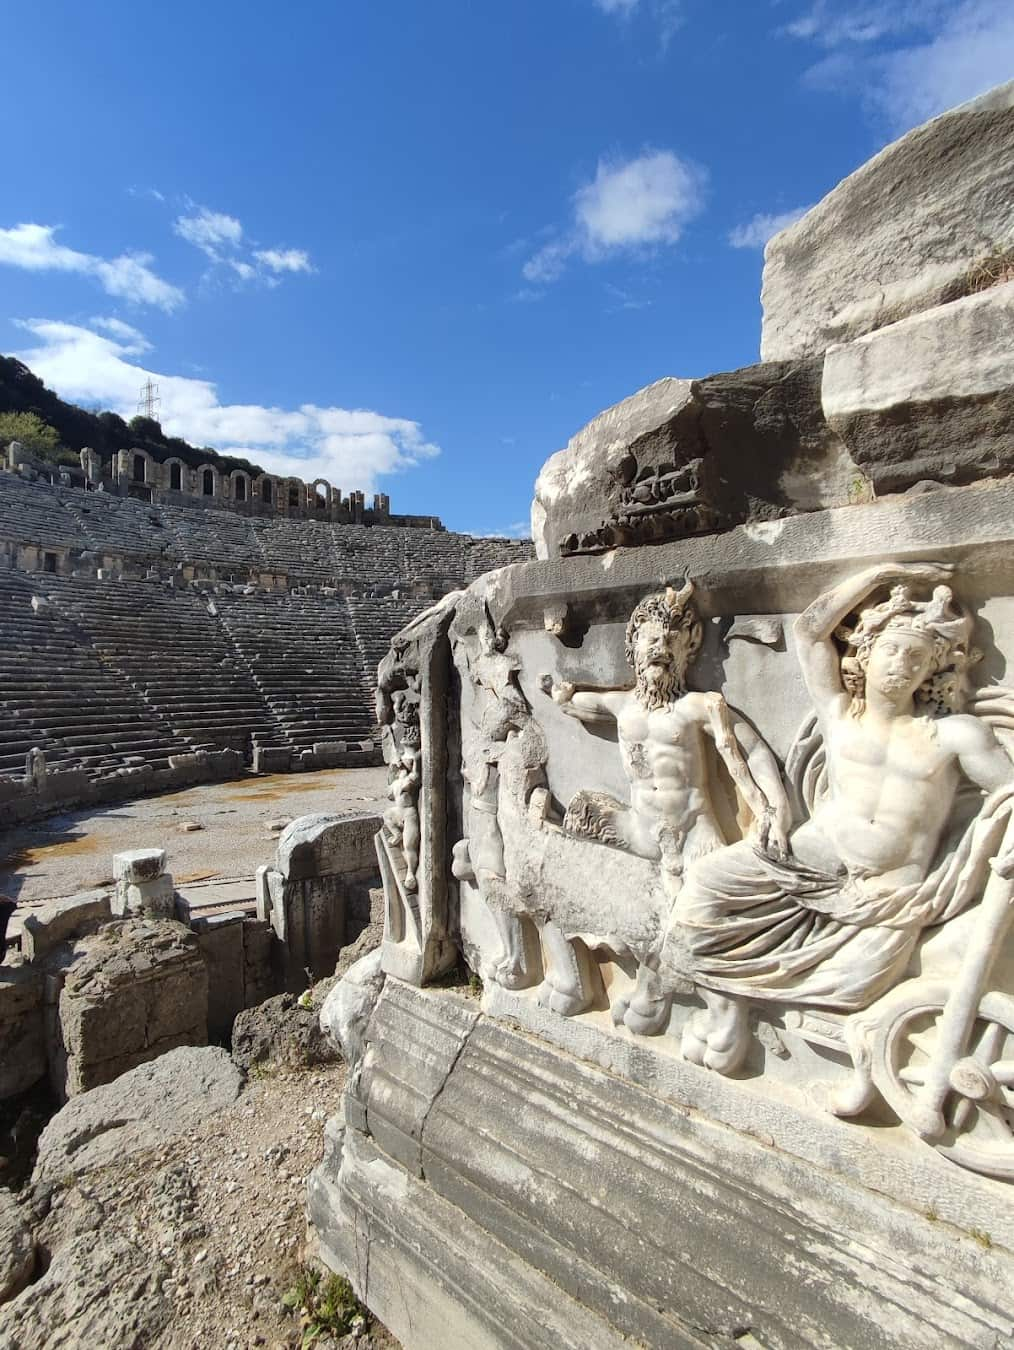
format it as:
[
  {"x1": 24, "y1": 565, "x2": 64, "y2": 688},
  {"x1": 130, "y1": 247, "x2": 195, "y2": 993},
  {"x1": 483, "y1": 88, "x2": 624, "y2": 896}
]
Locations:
[
  {"x1": 560, "y1": 454, "x2": 715, "y2": 556},
  {"x1": 382, "y1": 747, "x2": 421, "y2": 892},
  {"x1": 659, "y1": 563, "x2": 1014, "y2": 1093}
]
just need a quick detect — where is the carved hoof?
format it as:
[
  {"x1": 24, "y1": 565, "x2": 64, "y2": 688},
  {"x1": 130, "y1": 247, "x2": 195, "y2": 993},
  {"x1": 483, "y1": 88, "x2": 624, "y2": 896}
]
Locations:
[
  {"x1": 537, "y1": 979, "x2": 587, "y2": 1018},
  {"x1": 681, "y1": 1004, "x2": 749, "y2": 1076},
  {"x1": 612, "y1": 993, "x2": 671, "y2": 1036},
  {"x1": 403, "y1": 873, "x2": 417, "y2": 893},
  {"x1": 829, "y1": 1069, "x2": 878, "y2": 1119},
  {"x1": 495, "y1": 959, "x2": 528, "y2": 991}
]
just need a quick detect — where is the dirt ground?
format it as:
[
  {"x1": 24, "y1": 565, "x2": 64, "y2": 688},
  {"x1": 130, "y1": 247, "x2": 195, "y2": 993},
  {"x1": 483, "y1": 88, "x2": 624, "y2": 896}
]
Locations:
[
  {"x1": 0, "y1": 767, "x2": 389, "y2": 913},
  {"x1": 3, "y1": 1058, "x2": 400, "y2": 1349}
]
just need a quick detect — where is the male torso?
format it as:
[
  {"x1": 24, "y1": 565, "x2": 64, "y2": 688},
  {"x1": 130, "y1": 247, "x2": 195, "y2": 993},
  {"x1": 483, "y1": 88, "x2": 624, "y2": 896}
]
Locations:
[
  {"x1": 615, "y1": 691, "x2": 725, "y2": 863},
  {"x1": 794, "y1": 697, "x2": 961, "y2": 888}
]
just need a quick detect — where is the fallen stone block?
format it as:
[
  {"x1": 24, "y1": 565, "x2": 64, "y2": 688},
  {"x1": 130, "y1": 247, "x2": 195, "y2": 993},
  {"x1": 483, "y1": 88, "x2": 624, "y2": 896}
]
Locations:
[
  {"x1": 20, "y1": 889, "x2": 112, "y2": 962},
  {"x1": 32, "y1": 1046, "x2": 243, "y2": 1180},
  {"x1": 112, "y1": 848, "x2": 166, "y2": 884},
  {"x1": 111, "y1": 875, "x2": 175, "y2": 920},
  {"x1": 0, "y1": 1189, "x2": 34, "y2": 1305},
  {"x1": 0, "y1": 967, "x2": 45, "y2": 1099}
]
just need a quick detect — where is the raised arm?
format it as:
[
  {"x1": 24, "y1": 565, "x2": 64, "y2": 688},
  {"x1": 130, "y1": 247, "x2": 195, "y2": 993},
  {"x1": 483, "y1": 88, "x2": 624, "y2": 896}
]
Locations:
[
  {"x1": 792, "y1": 561, "x2": 953, "y2": 718},
  {"x1": 538, "y1": 674, "x2": 627, "y2": 727}
]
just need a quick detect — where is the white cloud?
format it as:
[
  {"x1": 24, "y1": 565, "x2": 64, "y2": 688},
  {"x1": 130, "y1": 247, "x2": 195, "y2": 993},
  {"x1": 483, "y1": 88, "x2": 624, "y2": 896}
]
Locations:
[
  {"x1": 88, "y1": 316, "x2": 151, "y2": 354},
  {"x1": 173, "y1": 204, "x2": 314, "y2": 283},
  {"x1": 14, "y1": 317, "x2": 439, "y2": 493},
  {"x1": 523, "y1": 149, "x2": 706, "y2": 284},
  {"x1": 254, "y1": 248, "x2": 314, "y2": 274},
  {"x1": 0, "y1": 223, "x2": 183, "y2": 311},
  {"x1": 592, "y1": 0, "x2": 683, "y2": 48},
  {"x1": 728, "y1": 206, "x2": 812, "y2": 249},
  {"x1": 174, "y1": 207, "x2": 244, "y2": 259},
  {"x1": 784, "y1": 1, "x2": 1014, "y2": 134}
]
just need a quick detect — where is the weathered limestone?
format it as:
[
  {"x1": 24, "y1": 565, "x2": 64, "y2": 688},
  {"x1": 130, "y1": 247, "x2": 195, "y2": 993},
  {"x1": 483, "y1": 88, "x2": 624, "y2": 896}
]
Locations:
[
  {"x1": 33, "y1": 1046, "x2": 243, "y2": 1180},
  {"x1": 48, "y1": 919, "x2": 208, "y2": 1098},
  {"x1": 0, "y1": 966, "x2": 45, "y2": 1099},
  {"x1": 761, "y1": 81, "x2": 1014, "y2": 361},
  {"x1": 20, "y1": 889, "x2": 111, "y2": 961},
  {"x1": 255, "y1": 812, "x2": 382, "y2": 987},
  {"x1": 531, "y1": 364, "x2": 859, "y2": 560},
  {"x1": 190, "y1": 911, "x2": 246, "y2": 1041},
  {"x1": 111, "y1": 847, "x2": 175, "y2": 920},
  {"x1": 822, "y1": 284, "x2": 1014, "y2": 492},
  {"x1": 313, "y1": 980, "x2": 1014, "y2": 1350},
  {"x1": 0, "y1": 1191, "x2": 34, "y2": 1306}
]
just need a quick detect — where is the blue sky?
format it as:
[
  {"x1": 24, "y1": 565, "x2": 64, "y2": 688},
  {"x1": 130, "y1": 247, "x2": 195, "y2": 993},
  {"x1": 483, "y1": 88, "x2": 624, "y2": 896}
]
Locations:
[{"x1": 2, "y1": 1, "x2": 1012, "y2": 536}]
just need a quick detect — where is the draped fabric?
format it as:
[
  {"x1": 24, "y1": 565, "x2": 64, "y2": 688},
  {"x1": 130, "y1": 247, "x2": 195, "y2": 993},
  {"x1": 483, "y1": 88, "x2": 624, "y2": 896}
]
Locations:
[{"x1": 661, "y1": 787, "x2": 1014, "y2": 1010}]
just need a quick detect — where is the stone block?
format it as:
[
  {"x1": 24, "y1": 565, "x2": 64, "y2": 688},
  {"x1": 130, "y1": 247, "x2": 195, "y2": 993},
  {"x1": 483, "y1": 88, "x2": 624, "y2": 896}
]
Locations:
[
  {"x1": 20, "y1": 889, "x2": 112, "y2": 961},
  {"x1": 111, "y1": 874, "x2": 175, "y2": 920},
  {"x1": 0, "y1": 966, "x2": 45, "y2": 1099},
  {"x1": 530, "y1": 363, "x2": 857, "y2": 560},
  {"x1": 275, "y1": 813, "x2": 382, "y2": 882},
  {"x1": 252, "y1": 746, "x2": 291, "y2": 774},
  {"x1": 821, "y1": 285, "x2": 1014, "y2": 492},
  {"x1": 314, "y1": 984, "x2": 1014, "y2": 1350},
  {"x1": 191, "y1": 911, "x2": 246, "y2": 1041},
  {"x1": 312, "y1": 740, "x2": 348, "y2": 767},
  {"x1": 52, "y1": 920, "x2": 208, "y2": 1098},
  {"x1": 241, "y1": 917, "x2": 277, "y2": 1008},
  {"x1": 761, "y1": 80, "x2": 1014, "y2": 360},
  {"x1": 112, "y1": 848, "x2": 166, "y2": 884}
]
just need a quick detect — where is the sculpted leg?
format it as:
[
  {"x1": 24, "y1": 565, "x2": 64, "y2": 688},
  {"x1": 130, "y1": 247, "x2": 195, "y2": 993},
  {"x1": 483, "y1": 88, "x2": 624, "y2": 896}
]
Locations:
[
  {"x1": 490, "y1": 904, "x2": 528, "y2": 989},
  {"x1": 537, "y1": 922, "x2": 590, "y2": 1016}
]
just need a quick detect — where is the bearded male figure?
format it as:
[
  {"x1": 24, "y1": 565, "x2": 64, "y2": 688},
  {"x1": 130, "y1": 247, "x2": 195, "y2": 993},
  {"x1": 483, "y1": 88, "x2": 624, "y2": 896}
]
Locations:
[
  {"x1": 659, "y1": 562, "x2": 1014, "y2": 1075},
  {"x1": 541, "y1": 582, "x2": 791, "y2": 1034}
]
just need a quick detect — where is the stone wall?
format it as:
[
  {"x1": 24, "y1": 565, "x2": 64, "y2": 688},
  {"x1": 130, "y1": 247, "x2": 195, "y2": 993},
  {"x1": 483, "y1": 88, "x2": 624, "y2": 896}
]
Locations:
[{"x1": 0, "y1": 816, "x2": 381, "y2": 1102}]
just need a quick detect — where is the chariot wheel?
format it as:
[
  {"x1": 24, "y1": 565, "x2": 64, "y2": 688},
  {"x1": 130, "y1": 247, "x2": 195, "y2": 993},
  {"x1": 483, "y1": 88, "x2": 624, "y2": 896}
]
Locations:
[{"x1": 871, "y1": 981, "x2": 1014, "y2": 1179}]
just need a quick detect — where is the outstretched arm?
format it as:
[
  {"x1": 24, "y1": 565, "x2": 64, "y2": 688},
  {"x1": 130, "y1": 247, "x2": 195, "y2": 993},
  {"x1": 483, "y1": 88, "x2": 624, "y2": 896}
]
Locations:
[
  {"x1": 792, "y1": 561, "x2": 953, "y2": 718},
  {"x1": 538, "y1": 674, "x2": 626, "y2": 726}
]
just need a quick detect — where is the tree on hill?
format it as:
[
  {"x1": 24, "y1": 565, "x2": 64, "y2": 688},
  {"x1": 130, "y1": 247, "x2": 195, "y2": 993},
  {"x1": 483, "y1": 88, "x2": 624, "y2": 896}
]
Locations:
[{"x1": 0, "y1": 411, "x2": 78, "y2": 466}]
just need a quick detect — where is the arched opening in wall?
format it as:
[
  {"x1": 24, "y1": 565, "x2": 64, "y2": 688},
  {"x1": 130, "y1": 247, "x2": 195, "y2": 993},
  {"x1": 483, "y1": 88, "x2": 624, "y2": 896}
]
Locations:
[
  {"x1": 315, "y1": 484, "x2": 328, "y2": 511},
  {"x1": 261, "y1": 479, "x2": 272, "y2": 504},
  {"x1": 133, "y1": 454, "x2": 146, "y2": 482},
  {"x1": 235, "y1": 476, "x2": 247, "y2": 502},
  {"x1": 289, "y1": 483, "x2": 300, "y2": 508},
  {"x1": 170, "y1": 462, "x2": 182, "y2": 491},
  {"x1": 203, "y1": 469, "x2": 215, "y2": 496}
]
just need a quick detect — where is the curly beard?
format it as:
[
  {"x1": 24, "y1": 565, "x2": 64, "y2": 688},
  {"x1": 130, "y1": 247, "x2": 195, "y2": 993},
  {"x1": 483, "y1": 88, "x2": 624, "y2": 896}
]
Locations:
[{"x1": 634, "y1": 658, "x2": 684, "y2": 711}]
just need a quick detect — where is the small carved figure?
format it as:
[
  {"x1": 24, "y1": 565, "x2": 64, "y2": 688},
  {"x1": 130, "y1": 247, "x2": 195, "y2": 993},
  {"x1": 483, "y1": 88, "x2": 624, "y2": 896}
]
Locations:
[
  {"x1": 660, "y1": 562, "x2": 1014, "y2": 1075},
  {"x1": 383, "y1": 747, "x2": 421, "y2": 892}
]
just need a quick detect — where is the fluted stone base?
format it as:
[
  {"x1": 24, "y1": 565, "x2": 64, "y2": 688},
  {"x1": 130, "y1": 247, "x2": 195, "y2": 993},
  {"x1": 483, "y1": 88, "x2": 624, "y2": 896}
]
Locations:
[{"x1": 309, "y1": 979, "x2": 1014, "y2": 1350}]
